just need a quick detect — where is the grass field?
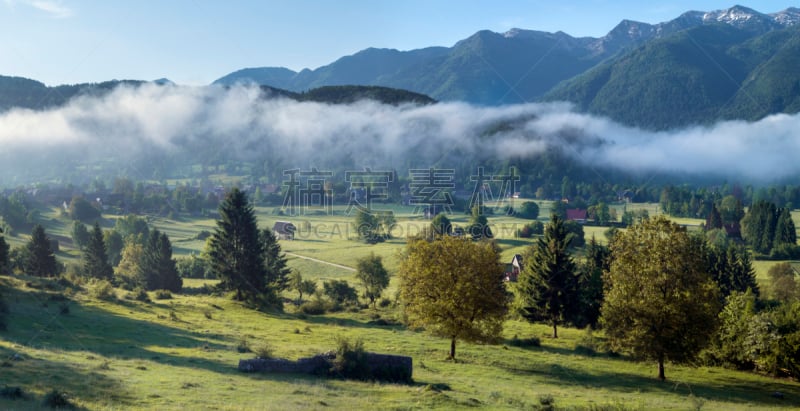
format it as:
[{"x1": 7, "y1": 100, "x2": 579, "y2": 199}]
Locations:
[
  {"x1": 2, "y1": 202, "x2": 800, "y2": 409},
  {"x1": 1, "y1": 275, "x2": 799, "y2": 411}
]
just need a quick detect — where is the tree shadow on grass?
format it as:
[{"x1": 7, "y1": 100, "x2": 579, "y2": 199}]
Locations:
[
  {"x1": 297, "y1": 313, "x2": 403, "y2": 330},
  {"x1": 503, "y1": 358, "x2": 800, "y2": 408}
]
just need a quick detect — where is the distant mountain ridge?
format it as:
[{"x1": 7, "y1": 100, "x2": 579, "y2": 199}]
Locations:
[
  {"x1": 213, "y1": 5, "x2": 800, "y2": 128},
  {"x1": 0, "y1": 76, "x2": 434, "y2": 112}
]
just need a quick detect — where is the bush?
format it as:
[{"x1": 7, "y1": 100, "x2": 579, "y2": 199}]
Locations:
[
  {"x1": 517, "y1": 221, "x2": 544, "y2": 238},
  {"x1": 87, "y1": 279, "x2": 116, "y2": 301},
  {"x1": 153, "y1": 289, "x2": 173, "y2": 300},
  {"x1": 330, "y1": 336, "x2": 370, "y2": 380},
  {"x1": 516, "y1": 201, "x2": 540, "y2": 220},
  {"x1": 42, "y1": 389, "x2": 72, "y2": 409},
  {"x1": 507, "y1": 335, "x2": 541, "y2": 348},
  {"x1": 298, "y1": 299, "x2": 328, "y2": 315},
  {"x1": 253, "y1": 341, "x2": 274, "y2": 359},
  {"x1": 235, "y1": 338, "x2": 251, "y2": 353},
  {"x1": 128, "y1": 287, "x2": 150, "y2": 302},
  {"x1": 323, "y1": 280, "x2": 358, "y2": 305}
]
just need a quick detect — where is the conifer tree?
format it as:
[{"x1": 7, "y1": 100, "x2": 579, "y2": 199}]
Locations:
[{"x1": 83, "y1": 222, "x2": 113, "y2": 280}]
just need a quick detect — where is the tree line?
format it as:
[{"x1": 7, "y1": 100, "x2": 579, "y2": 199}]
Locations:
[{"x1": 397, "y1": 212, "x2": 798, "y2": 381}]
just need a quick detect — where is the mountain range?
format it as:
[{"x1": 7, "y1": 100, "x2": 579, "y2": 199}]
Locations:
[
  {"x1": 1, "y1": 5, "x2": 799, "y2": 130},
  {"x1": 214, "y1": 5, "x2": 800, "y2": 129}
]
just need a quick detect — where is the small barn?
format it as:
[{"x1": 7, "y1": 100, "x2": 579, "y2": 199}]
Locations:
[
  {"x1": 566, "y1": 209, "x2": 588, "y2": 224},
  {"x1": 504, "y1": 254, "x2": 523, "y2": 282},
  {"x1": 273, "y1": 221, "x2": 296, "y2": 240}
]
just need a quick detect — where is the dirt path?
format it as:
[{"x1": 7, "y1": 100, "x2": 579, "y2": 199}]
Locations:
[{"x1": 285, "y1": 252, "x2": 356, "y2": 272}]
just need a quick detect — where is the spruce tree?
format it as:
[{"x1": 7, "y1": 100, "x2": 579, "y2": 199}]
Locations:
[
  {"x1": 208, "y1": 188, "x2": 266, "y2": 302},
  {"x1": 83, "y1": 222, "x2": 113, "y2": 280},
  {"x1": 24, "y1": 225, "x2": 58, "y2": 277},
  {"x1": 774, "y1": 207, "x2": 797, "y2": 247},
  {"x1": 514, "y1": 214, "x2": 578, "y2": 338},
  {"x1": 261, "y1": 227, "x2": 290, "y2": 303},
  {"x1": 140, "y1": 230, "x2": 182, "y2": 292}
]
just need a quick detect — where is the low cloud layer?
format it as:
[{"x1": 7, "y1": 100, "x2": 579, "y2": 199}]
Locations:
[{"x1": 0, "y1": 83, "x2": 798, "y2": 184}]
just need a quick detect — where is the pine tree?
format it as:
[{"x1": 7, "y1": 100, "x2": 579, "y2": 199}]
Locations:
[
  {"x1": 83, "y1": 222, "x2": 113, "y2": 280},
  {"x1": 24, "y1": 225, "x2": 58, "y2": 277},
  {"x1": 575, "y1": 237, "x2": 609, "y2": 328},
  {"x1": 514, "y1": 214, "x2": 578, "y2": 338},
  {"x1": 208, "y1": 188, "x2": 266, "y2": 302},
  {"x1": 140, "y1": 230, "x2": 182, "y2": 292},
  {"x1": 774, "y1": 207, "x2": 797, "y2": 247},
  {"x1": 71, "y1": 221, "x2": 90, "y2": 250},
  {"x1": 261, "y1": 227, "x2": 290, "y2": 303},
  {"x1": 706, "y1": 205, "x2": 723, "y2": 231}
]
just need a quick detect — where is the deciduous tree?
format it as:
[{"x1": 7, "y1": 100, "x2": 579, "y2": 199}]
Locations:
[
  {"x1": 355, "y1": 253, "x2": 390, "y2": 308},
  {"x1": 399, "y1": 236, "x2": 508, "y2": 359},
  {"x1": 602, "y1": 216, "x2": 720, "y2": 380}
]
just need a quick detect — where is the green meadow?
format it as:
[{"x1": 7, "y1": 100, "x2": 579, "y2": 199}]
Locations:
[{"x1": 1, "y1": 201, "x2": 799, "y2": 410}]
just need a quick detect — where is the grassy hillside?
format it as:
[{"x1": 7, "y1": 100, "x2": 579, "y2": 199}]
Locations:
[{"x1": 1, "y1": 275, "x2": 799, "y2": 410}]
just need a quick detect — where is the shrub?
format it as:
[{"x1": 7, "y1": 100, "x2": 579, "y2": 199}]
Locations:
[
  {"x1": 323, "y1": 280, "x2": 358, "y2": 305},
  {"x1": 253, "y1": 341, "x2": 274, "y2": 359},
  {"x1": 153, "y1": 289, "x2": 172, "y2": 300},
  {"x1": 129, "y1": 287, "x2": 151, "y2": 302},
  {"x1": 235, "y1": 338, "x2": 251, "y2": 353},
  {"x1": 298, "y1": 299, "x2": 328, "y2": 315},
  {"x1": 87, "y1": 279, "x2": 116, "y2": 301},
  {"x1": 507, "y1": 335, "x2": 541, "y2": 348},
  {"x1": 330, "y1": 336, "x2": 369, "y2": 380},
  {"x1": 378, "y1": 298, "x2": 392, "y2": 308}
]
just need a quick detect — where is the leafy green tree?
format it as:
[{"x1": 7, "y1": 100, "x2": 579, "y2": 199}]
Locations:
[
  {"x1": 719, "y1": 195, "x2": 744, "y2": 225},
  {"x1": 261, "y1": 227, "x2": 291, "y2": 301},
  {"x1": 602, "y1": 217, "x2": 720, "y2": 380},
  {"x1": 140, "y1": 230, "x2": 182, "y2": 292},
  {"x1": 467, "y1": 206, "x2": 493, "y2": 240},
  {"x1": 24, "y1": 225, "x2": 58, "y2": 277},
  {"x1": 767, "y1": 262, "x2": 798, "y2": 304},
  {"x1": 103, "y1": 230, "x2": 124, "y2": 266},
  {"x1": 68, "y1": 196, "x2": 101, "y2": 222},
  {"x1": 703, "y1": 290, "x2": 760, "y2": 370},
  {"x1": 83, "y1": 222, "x2": 113, "y2": 280},
  {"x1": 430, "y1": 213, "x2": 452, "y2": 236},
  {"x1": 355, "y1": 253, "x2": 390, "y2": 309},
  {"x1": 563, "y1": 219, "x2": 586, "y2": 248},
  {"x1": 353, "y1": 209, "x2": 379, "y2": 241},
  {"x1": 289, "y1": 271, "x2": 317, "y2": 305},
  {"x1": 71, "y1": 221, "x2": 90, "y2": 250},
  {"x1": 175, "y1": 254, "x2": 209, "y2": 279},
  {"x1": 323, "y1": 279, "x2": 358, "y2": 305},
  {"x1": 516, "y1": 201, "x2": 540, "y2": 220},
  {"x1": 114, "y1": 215, "x2": 149, "y2": 243},
  {"x1": 399, "y1": 236, "x2": 508, "y2": 359},
  {"x1": 514, "y1": 214, "x2": 578, "y2": 338},
  {"x1": 115, "y1": 241, "x2": 144, "y2": 289},
  {"x1": 208, "y1": 188, "x2": 266, "y2": 303}
]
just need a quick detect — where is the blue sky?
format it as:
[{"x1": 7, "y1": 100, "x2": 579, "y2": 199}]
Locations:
[{"x1": 0, "y1": 1, "x2": 794, "y2": 85}]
